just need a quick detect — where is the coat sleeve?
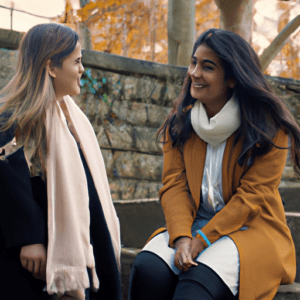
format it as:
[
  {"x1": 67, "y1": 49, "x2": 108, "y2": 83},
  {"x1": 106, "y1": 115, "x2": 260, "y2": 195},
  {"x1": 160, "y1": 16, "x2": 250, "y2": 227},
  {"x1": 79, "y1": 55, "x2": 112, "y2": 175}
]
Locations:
[
  {"x1": 159, "y1": 134, "x2": 197, "y2": 247},
  {"x1": 0, "y1": 110, "x2": 16, "y2": 148},
  {"x1": 0, "y1": 147, "x2": 47, "y2": 250},
  {"x1": 196, "y1": 129, "x2": 289, "y2": 246}
]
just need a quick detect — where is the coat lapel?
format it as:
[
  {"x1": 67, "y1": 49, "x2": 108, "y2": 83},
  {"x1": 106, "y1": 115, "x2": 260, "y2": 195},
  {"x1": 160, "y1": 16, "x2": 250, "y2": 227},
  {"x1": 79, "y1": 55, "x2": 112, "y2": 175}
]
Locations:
[
  {"x1": 184, "y1": 131, "x2": 207, "y2": 209},
  {"x1": 222, "y1": 133, "x2": 244, "y2": 203},
  {"x1": 185, "y1": 131, "x2": 246, "y2": 208}
]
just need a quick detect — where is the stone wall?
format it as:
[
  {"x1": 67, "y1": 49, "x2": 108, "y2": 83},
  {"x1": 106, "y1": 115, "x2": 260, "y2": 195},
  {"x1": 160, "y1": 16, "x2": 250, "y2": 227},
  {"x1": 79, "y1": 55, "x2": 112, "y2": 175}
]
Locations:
[
  {"x1": 2, "y1": 47, "x2": 300, "y2": 200},
  {"x1": 2, "y1": 36, "x2": 300, "y2": 299},
  {"x1": 76, "y1": 67, "x2": 178, "y2": 200}
]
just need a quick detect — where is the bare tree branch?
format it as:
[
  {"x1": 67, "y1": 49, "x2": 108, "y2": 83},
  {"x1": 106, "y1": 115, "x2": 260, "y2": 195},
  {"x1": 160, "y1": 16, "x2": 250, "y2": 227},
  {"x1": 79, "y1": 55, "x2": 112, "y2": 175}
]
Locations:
[{"x1": 259, "y1": 15, "x2": 300, "y2": 72}]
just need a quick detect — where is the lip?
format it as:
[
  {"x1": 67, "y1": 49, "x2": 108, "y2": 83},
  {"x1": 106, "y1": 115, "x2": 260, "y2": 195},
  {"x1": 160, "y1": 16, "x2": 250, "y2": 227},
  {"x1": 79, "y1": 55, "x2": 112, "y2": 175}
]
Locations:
[
  {"x1": 77, "y1": 78, "x2": 81, "y2": 87},
  {"x1": 192, "y1": 83, "x2": 207, "y2": 88}
]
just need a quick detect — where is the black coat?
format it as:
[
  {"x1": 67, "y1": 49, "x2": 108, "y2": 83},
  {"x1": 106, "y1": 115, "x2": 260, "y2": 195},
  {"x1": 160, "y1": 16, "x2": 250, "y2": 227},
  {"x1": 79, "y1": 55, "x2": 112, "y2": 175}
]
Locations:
[{"x1": 0, "y1": 144, "x2": 121, "y2": 300}]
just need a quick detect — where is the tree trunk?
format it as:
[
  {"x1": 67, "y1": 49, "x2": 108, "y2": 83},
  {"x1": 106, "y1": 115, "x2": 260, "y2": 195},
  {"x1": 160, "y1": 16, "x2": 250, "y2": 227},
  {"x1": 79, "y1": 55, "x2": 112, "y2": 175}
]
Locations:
[
  {"x1": 168, "y1": 0, "x2": 195, "y2": 66},
  {"x1": 150, "y1": 0, "x2": 157, "y2": 61},
  {"x1": 214, "y1": 0, "x2": 253, "y2": 44},
  {"x1": 79, "y1": 0, "x2": 92, "y2": 50}
]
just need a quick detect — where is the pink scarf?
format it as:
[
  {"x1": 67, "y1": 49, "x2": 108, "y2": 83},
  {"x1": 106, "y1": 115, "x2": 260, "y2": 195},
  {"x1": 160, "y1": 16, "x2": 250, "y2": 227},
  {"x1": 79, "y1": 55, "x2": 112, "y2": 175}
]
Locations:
[{"x1": 45, "y1": 96, "x2": 120, "y2": 298}]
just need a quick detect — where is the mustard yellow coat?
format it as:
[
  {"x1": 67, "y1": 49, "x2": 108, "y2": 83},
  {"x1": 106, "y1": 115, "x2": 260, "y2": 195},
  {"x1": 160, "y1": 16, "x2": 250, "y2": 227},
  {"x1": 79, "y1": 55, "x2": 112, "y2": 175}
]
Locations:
[{"x1": 153, "y1": 129, "x2": 296, "y2": 300}]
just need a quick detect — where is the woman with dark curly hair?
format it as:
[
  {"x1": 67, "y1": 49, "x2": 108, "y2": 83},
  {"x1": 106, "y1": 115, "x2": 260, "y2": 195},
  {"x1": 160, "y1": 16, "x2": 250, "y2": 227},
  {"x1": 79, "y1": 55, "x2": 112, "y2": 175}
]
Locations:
[{"x1": 129, "y1": 28, "x2": 298, "y2": 300}]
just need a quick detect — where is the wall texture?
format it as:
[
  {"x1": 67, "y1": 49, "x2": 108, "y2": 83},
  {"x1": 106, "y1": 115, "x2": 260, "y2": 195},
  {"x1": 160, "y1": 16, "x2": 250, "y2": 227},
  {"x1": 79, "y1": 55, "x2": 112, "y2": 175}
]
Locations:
[
  {"x1": 1, "y1": 48, "x2": 300, "y2": 200},
  {"x1": 1, "y1": 41, "x2": 300, "y2": 298}
]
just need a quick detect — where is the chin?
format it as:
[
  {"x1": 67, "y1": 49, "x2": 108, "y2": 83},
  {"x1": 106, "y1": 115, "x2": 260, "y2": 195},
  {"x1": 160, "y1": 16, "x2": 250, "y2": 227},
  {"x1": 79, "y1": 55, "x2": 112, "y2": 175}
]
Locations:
[
  {"x1": 71, "y1": 88, "x2": 81, "y2": 96},
  {"x1": 191, "y1": 90, "x2": 202, "y2": 100},
  {"x1": 191, "y1": 93, "x2": 203, "y2": 101}
]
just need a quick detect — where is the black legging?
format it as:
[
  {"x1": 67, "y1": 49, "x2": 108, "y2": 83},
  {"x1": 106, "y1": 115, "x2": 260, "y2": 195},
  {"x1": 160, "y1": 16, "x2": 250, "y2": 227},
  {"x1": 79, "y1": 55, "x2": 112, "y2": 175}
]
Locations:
[{"x1": 129, "y1": 251, "x2": 238, "y2": 300}]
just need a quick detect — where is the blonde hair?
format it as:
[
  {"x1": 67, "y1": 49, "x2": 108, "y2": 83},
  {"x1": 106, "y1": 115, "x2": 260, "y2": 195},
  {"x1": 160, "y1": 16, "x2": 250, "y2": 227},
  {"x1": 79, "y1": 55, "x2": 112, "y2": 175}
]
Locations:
[{"x1": 0, "y1": 23, "x2": 79, "y2": 175}]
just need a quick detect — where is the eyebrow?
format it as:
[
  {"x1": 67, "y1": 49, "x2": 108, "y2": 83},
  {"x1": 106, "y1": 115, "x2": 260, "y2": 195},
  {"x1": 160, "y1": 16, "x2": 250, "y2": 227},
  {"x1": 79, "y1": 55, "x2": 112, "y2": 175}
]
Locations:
[
  {"x1": 203, "y1": 59, "x2": 218, "y2": 67},
  {"x1": 191, "y1": 56, "x2": 219, "y2": 68}
]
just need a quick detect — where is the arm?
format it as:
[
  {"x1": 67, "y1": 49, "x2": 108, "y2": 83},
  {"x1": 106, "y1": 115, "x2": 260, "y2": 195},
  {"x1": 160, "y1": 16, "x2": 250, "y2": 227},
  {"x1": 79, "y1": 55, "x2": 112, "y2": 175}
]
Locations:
[
  {"x1": 159, "y1": 134, "x2": 201, "y2": 270},
  {"x1": 0, "y1": 110, "x2": 16, "y2": 148},
  {"x1": 159, "y1": 134, "x2": 197, "y2": 247},
  {"x1": 0, "y1": 147, "x2": 47, "y2": 280},
  {"x1": 0, "y1": 147, "x2": 47, "y2": 248},
  {"x1": 195, "y1": 130, "x2": 289, "y2": 246}
]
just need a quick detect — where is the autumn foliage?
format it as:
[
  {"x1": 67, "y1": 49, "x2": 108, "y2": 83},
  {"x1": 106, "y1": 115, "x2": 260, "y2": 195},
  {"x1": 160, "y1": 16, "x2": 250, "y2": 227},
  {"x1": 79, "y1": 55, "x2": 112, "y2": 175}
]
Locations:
[
  {"x1": 76, "y1": 0, "x2": 168, "y2": 63},
  {"x1": 57, "y1": 0, "x2": 300, "y2": 80}
]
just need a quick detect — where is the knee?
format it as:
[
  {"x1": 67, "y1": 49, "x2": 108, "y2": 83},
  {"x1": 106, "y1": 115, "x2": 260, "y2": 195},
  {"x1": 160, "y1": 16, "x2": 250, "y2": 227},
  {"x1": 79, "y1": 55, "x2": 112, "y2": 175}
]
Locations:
[
  {"x1": 176, "y1": 264, "x2": 237, "y2": 300},
  {"x1": 129, "y1": 251, "x2": 177, "y2": 300},
  {"x1": 131, "y1": 251, "x2": 166, "y2": 282}
]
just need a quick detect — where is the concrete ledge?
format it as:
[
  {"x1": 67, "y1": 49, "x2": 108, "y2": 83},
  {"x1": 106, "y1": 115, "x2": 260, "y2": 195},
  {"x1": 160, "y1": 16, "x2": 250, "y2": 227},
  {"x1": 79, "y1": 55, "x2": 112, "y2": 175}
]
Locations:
[
  {"x1": 0, "y1": 28, "x2": 24, "y2": 50},
  {"x1": 2, "y1": 28, "x2": 300, "y2": 85},
  {"x1": 277, "y1": 283, "x2": 300, "y2": 294},
  {"x1": 0, "y1": 28, "x2": 187, "y2": 81},
  {"x1": 121, "y1": 248, "x2": 300, "y2": 300},
  {"x1": 82, "y1": 49, "x2": 188, "y2": 81},
  {"x1": 114, "y1": 199, "x2": 165, "y2": 248}
]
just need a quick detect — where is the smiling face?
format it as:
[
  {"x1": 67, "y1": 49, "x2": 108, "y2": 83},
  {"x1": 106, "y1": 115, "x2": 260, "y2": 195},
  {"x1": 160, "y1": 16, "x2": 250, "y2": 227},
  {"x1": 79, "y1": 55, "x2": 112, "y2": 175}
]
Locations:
[
  {"x1": 188, "y1": 44, "x2": 235, "y2": 118},
  {"x1": 49, "y1": 42, "x2": 84, "y2": 101}
]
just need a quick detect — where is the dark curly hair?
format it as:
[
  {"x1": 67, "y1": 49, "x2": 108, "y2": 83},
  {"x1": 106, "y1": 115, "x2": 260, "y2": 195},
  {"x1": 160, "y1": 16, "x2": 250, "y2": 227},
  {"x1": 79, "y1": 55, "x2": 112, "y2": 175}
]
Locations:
[{"x1": 157, "y1": 28, "x2": 300, "y2": 172}]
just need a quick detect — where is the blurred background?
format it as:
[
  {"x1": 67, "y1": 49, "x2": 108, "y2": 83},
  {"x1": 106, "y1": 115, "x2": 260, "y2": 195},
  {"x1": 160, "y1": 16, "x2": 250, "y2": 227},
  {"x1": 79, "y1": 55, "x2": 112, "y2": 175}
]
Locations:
[
  {"x1": 1, "y1": 2, "x2": 300, "y2": 296},
  {"x1": 0, "y1": 0, "x2": 299, "y2": 79}
]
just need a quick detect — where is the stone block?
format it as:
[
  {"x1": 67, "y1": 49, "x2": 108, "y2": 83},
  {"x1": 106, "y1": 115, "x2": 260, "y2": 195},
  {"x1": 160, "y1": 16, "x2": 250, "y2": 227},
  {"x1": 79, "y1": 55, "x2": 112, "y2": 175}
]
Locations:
[
  {"x1": 123, "y1": 76, "x2": 140, "y2": 100},
  {"x1": 114, "y1": 200, "x2": 165, "y2": 248},
  {"x1": 149, "y1": 82, "x2": 165, "y2": 101},
  {"x1": 286, "y1": 215, "x2": 300, "y2": 281},
  {"x1": 163, "y1": 83, "x2": 181, "y2": 104},
  {"x1": 274, "y1": 292, "x2": 300, "y2": 300},
  {"x1": 134, "y1": 126, "x2": 161, "y2": 153},
  {"x1": 108, "y1": 178, "x2": 162, "y2": 200},
  {"x1": 146, "y1": 104, "x2": 171, "y2": 127},
  {"x1": 0, "y1": 49, "x2": 17, "y2": 90},
  {"x1": 101, "y1": 149, "x2": 163, "y2": 181},
  {"x1": 109, "y1": 99, "x2": 170, "y2": 127},
  {"x1": 282, "y1": 166, "x2": 299, "y2": 181},
  {"x1": 97, "y1": 123, "x2": 161, "y2": 153},
  {"x1": 111, "y1": 100, "x2": 147, "y2": 126}
]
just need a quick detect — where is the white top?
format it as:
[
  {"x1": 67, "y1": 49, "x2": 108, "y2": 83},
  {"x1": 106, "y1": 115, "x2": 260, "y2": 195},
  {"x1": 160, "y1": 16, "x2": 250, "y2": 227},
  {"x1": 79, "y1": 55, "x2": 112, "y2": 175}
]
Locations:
[
  {"x1": 143, "y1": 140, "x2": 240, "y2": 296},
  {"x1": 202, "y1": 142, "x2": 226, "y2": 212},
  {"x1": 191, "y1": 141, "x2": 227, "y2": 234}
]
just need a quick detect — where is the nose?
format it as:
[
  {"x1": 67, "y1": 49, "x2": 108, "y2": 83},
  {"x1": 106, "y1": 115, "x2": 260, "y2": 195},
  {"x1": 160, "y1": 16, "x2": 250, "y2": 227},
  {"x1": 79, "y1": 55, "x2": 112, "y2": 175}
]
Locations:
[
  {"x1": 190, "y1": 64, "x2": 202, "y2": 78},
  {"x1": 79, "y1": 62, "x2": 84, "y2": 74}
]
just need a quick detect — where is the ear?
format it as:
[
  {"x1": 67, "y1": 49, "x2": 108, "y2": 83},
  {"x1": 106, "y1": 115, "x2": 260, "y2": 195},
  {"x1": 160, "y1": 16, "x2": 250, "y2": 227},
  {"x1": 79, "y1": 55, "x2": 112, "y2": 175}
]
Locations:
[
  {"x1": 46, "y1": 60, "x2": 56, "y2": 78},
  {"x1": 228, "y1": 78, "x2": 236, "y2": 89}
]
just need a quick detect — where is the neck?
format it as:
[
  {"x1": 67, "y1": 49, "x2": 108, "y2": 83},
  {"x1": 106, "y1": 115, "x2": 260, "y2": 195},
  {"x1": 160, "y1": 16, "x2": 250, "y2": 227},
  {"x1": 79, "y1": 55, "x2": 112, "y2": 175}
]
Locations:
[
  {"x1": 56, "y1": 94, "x2": 64, "y2": 103},
  {"x1": 204, "y1": 91, "x2": 234, "y2": 119},
  {"x1": 204, "y1": 102, "x2": 225, "y2": 119}
]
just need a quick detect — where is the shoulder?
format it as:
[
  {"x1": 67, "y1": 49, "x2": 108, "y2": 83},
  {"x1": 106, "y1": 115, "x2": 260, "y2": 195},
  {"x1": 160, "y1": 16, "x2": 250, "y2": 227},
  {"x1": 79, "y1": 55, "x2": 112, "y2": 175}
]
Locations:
[
  {"x1": 273, "y1": 128, "x2": 288, "y2": 147},
  {"x1": 0, "y1": 107, "x2": 16, "y2": 147},
  {"x1": 0, "y1": 127, "x2": 15, "y2": 148}
]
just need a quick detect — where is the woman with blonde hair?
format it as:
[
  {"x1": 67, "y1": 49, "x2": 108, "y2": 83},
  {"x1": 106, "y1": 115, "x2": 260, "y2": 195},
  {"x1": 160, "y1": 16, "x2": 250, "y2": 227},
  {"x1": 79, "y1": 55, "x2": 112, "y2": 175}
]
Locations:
[{"x1": 0, "y1": 23, "x2": 121, "y2": 300}]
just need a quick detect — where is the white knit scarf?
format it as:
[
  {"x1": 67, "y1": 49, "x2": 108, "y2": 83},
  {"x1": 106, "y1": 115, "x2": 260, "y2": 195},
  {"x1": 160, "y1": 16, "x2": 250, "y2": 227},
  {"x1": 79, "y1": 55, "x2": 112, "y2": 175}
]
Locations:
[
  {"x1": 191, "y1": 95, "x2": 241, "y2": 147},
  {"x1": 45, "y1": 96, "x2": 121, "y2": 298}
]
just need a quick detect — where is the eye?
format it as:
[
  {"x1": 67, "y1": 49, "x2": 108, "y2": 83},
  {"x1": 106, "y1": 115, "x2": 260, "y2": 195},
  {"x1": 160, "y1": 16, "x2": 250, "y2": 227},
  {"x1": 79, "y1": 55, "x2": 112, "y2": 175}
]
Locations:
[
  {"x1": 190, "y1": 59, "x2": 197, "y2": 65},
  {"x1": 203, "y1": 65, "x2": 214, "y2": 71},
  {"x1": 76, "y1": 58, "x2": 81, "y2": 63}
]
